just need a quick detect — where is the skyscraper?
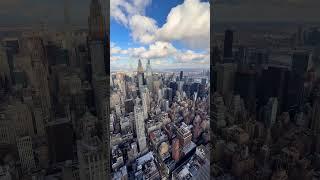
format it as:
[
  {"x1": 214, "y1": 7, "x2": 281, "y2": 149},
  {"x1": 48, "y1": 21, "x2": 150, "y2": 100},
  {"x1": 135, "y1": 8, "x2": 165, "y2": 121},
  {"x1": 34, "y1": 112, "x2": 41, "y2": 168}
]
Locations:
[
  {"x1": 141, "y1": 87, "x2": 150, "y2": 119},
  {"x1": 264, "y1": 97, "x2": 278, "y2": 128},
  {"x1": 134, "y1": 106, "x2": 147, "y2": 152},
  {"x1": 137, "y1": 59, "x2": 145, "y2": 89},
  {"x1": 224, "y1": 29, "x2": 234, "y2": 61},
  {"x1": 212, "y1": 93, "x2": 226, "y2": 129},
  {"x1": 88, "y1": 0, "x2": 106, "y2": 42},
  {"x1": 146, "y1": 59, "x2": 152, "y2": 76},
  {"x1": 311, "y1": 97, "x2": 320, "y2": 133},
  {"x1": 77, "y1": 137, "x2": 108, "y2": 180},
  {"x1": 88, "y1": 0, "x2": 106, "y2": 76},
  {"x1": 292, "y1": 50, "x2": 310, "y2": 76},
  {"x1": 29, "y1": 37, "x2": 51, "y2": 123},
  {"x1": 47, "y1": 118, "x2": 74, "y2": 163},
  {"x1": 146, "y1": 60, "x2": 153, "y2": 92},
  {"x1": 137, "y1": 59, "x2": 144, "y2": 74},
  {"x1": 17, "y1": 136, "x2": 36, "y2": 172},
  {"x1": 216, "y1": 63, "x2": 237, "y2": 101}
]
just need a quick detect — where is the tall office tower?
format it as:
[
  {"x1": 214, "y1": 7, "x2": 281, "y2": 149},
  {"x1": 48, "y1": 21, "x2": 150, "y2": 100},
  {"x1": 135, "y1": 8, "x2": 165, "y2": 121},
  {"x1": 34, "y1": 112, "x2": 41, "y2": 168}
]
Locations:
[
  {"x1": 137, "y1": 59, "x2": 144, "y2": 74},
  {"x1": 296, "y1": 26, "x2": 304, "y2": 47},
  {"x1": 212, "y1": 93, "x2": 226, "y2": 129},
  {"x1": 124, "y1": 99, "x2": 134, "y2": 114},
  {"x1": 264, "y1": 97, "x2": 278, "y2": 128},
  {"x1": 234, "y1": 46, "x2": 248, "y2": 65},
  {"x1": 230, "y1": 95, "x2": 241, "y2": 117},
  {"x1": 17, "y1": 136, "x2": 36, "y2": 172},
  {"x1": 180, "y1": 71, "x2": 183, "y2": 81},
  {"x1": 118, "y1": 78, "x2": 126, "y2": 98},
  {"x1": 89, "y1": 0, "x2": 106, "y2": 76},
  {"x1": 134, "y1": 106, "x2": 147, "y2": 152},
  {"x1": 311, "y1": 97, "x2": 320, "y2": 133},
  {"x1": 224, "y1": 29, "x2": 234, "y2": 62},
  {"x1": 172, "y1": 138, "x2": 180, "y2": 162},
  {"x1": 0, "y1": 44, "x2": 11, "y2": 86},
  {"x1": 286, "y1": 73, "x2": 305, "y2": 112},
  {"x1": 157, "y1": 89, "x2": 162, "y2": 103},
  {"x1": 33, "y1": 107, "x2": 46, "y2": 137},
  {"x1": 30, "y1": 37, "x2": 51, "y2": 123},
  {"x1": 216, "y1": 63, "x2": 237, "y2": 102},
  {"x1": 146, "y1": 59, "x2": 152, "y2": 76},
  {"x1": 77, "y1": 137, "x2": 108, "y2": 180},
  {"x1": 137, "y1": 59, "x2": 144, "y2": 90},
  {"x1": 0, "y1": 100, "x2": 35, "y2": 145},
  {"x1": 164, "y1": 100, "x2": 170, "y2": 112},
  {"x1": 3, "y1": 38, "x2": 19, "y2": 84},
  {"x1": 258, "y1": 66, "x2": 289, "y2": 112},
  {"x1": 88, "y1": 1, "x2": 109, "y2": 141},
  {"x1": 163, "y1": 87, "x2": 173, "y2": 103},
  {"x1": 92, "y1": 75, "x2": 108, "y2": 119},
  {"x1": 47, "y1": 118, "x2": 74, "y2": 163},
  {"x1": 292, "y1": 50, "x2": 310, "y2": 76},
  {"x1": 170, "y1": 81, "x2": 178, "y2": 99},
  {"x1": 141, "y1": 87, "x2": 150, "y2": 119},
  {"x1": 177, "y1": 80, "x2": 184, "y2": 92},
  {"x1": 146, "y1": 60, "x2": 153, "y2": 92},
  {"x1": 80, "y1": 111, "x2": 98, "y2": 140},
  {"x1": 234, "y1": 70, "x2": 257, "y2": 113}
]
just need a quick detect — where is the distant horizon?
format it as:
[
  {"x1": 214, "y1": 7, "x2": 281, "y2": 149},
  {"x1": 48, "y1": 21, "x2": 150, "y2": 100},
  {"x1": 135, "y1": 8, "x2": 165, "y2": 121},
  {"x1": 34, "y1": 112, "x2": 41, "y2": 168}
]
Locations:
[{"x1": 110, "y1": 66, "x2": 210, "y2": 72}]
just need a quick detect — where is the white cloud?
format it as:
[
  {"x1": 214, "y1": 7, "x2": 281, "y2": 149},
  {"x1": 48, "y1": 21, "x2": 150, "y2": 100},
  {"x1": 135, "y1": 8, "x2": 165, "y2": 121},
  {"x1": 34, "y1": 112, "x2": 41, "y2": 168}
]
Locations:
[
  {"x1": 111, "y1": 0, "x2": 210, "y2": 49},
  {"x1": 129, "y1": 15, "x2": 158, "y2": 44},
  {"x1": 140, "y1": 41, "x2": 177, "y2": 59},
  {"x1": 111, "y1": 56, "x2": 121, "y2": 61},
  {"x1": 175, "y1": 50, "x2": 208, "y2": 63},
  {"x1": 112, "y1": 41, "x2": 176, "y2": 60},
  {"x1": 110, "y1": 0, "x2": 151, "y2": 26},
  {"x1": 111, "y1": 42, "x2": 209, "y2": 66},
  {"x1": 127, "y1": 47, "x2": 147, "y2": 57},
  {"x1": 111, "y1": 42, "x2": 129, "y2": 55},
  {"x1": 157, "y1": 0, "x2": 210, "y2": 49}
]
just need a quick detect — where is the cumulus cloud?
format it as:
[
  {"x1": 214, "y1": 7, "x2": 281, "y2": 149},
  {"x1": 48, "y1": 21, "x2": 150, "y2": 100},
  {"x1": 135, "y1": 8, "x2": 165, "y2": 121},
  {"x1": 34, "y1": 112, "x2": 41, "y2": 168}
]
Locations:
[
  {"x1": 111, "y1": 0, "x2": 210, "y2": 49},
  {"x1": 157, "y1": 0, "x2": 210, "y2": 49},
  {"x1": 111, "y1": 42, "x2": 128, "y2": 55},
  {"x1": 129, "y1": 15, "x2": 158, "y2": 44},
  {"x1": 111, "y1": 56, "x2": 121, "y2": 61},
  {"x1": 127, "y1": 47, "x2": 147, "y2": 57},
  {"x1": 175, "y1": 50, "x2": 208, "y2": 63},
  {"x1": 111, "y1": 41, "x2": 209, "y2": 65},
  {"x1": 110, "y1": 0, "x2": 152, "y2": 26},
  {"x1": 140, "y1": 41, "x2": 177, "y2": 59}
]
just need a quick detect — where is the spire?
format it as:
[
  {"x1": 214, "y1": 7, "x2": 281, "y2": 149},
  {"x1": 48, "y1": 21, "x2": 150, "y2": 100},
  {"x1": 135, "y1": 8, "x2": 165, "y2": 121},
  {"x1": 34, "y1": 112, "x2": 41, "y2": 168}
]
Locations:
[
  {"x1": 146, "y1": 59, "x2": 152, "y2": 76},
  {"x1": 137, "y1": 59, "x2": 144, "y2": 73}
]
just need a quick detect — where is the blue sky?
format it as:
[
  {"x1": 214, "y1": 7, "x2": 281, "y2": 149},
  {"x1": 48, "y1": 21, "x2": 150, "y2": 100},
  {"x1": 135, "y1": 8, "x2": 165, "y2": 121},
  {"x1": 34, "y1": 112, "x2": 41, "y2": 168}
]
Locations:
[
  {"x1": 111, "y1": 0, "x2": 181, "y2": 49},
  {"x1": 110, "y1": 0, "x2": 210, "y2": 70}
]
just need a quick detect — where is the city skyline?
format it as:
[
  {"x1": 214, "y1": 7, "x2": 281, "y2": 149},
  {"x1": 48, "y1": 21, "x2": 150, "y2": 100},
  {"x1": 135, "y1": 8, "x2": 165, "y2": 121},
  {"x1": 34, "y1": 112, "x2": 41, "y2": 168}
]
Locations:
[{"x1": 110, "y1": 0, "x2": 210, "y2": 70}]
